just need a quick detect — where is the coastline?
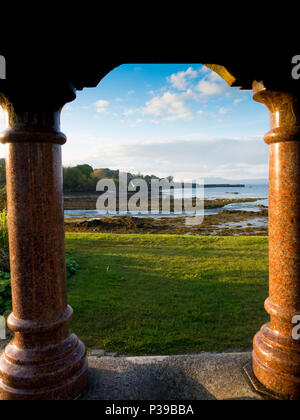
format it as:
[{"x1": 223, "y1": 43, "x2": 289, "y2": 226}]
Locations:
[{"x1": 64, "y1": 196, "x2": 268, "y2": 236}]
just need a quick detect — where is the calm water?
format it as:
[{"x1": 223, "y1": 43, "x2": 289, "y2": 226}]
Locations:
[
  {"x1": 205, "y1": 184, "x2": 268, "y2": 200},
  {"x1": 204, "y1": 184, "x2": 268, "y2": 215},
  {"x1": 64, "y1": 184, "x2": 268, "y2": 218}
]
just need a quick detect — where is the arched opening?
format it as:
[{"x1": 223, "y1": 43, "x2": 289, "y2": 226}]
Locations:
[
  {"x1": 51, "y1": 64, "x2": 269, "y2": 356},
  {"x1": 1, "y1": 54, "x2": 300, "y2": 400}
]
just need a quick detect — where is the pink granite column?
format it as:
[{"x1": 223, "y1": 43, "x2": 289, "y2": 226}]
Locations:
[
  {"x1": 0, "y1": 104, "x2": 88, "y2": 400},
  {"x1": 252, "y1": 81, "x2": 300, "y2": 398}
]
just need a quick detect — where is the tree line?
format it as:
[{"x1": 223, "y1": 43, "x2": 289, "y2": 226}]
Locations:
[
  {"x1": 0, "y1": 160, "x2": 173, "y2": 209},
  {"x1": 63, "y1": 165, "x2": 170, "y2": 192}
]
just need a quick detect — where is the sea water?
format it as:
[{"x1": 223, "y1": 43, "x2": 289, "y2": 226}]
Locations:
[{"x1": 64, "y1": 184, "x2": 268, "y2": 219}]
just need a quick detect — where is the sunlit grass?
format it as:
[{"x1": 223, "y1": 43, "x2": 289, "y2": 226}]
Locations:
[{"x1": 66, "y1": 233, "x2": 269, "y2": 356}]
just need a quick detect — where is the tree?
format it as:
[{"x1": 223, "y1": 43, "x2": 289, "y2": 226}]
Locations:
[
  {"x1": 75, "y1": 164, "x2": 94, "y2": 179},
  {"x1": 92, "y1": 169, "x2": 106, "y2": 180},
  {"x1": 63, "y1": 166, "x2": 98, "y2": 192}
]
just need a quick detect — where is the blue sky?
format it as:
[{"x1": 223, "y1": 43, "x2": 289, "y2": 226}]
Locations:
[{"x1": 0, "y1": 64, "x2": 270, "y2": 182}]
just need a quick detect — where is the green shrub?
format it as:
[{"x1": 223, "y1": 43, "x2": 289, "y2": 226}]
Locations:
[
  {"x1": 66, "y1": 254, "x2": 80, "y2": 277},
  {"x1": 0, "y1": 186, "x2": 6, "y2": 211},
  {"x1": 0, "y1": 271, "x2": 11, "y2": 314},
  {"x1": 0, "y1": 248, "x2": 9, "y2": 273},
  {"x1": 0, "y1": 257, "x2": 79, "y2": 315},
  {"x1": 0, "y1": 211, "x2": 79, "y2": 314},
  {"x1": 0, "y1": 210, "x2": 8, "y2": 253}
]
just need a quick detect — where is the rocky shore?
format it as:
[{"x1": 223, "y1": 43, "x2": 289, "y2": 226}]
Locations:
[{"x1": 65, "y1": 197, "x2": 268, "y2": 236}]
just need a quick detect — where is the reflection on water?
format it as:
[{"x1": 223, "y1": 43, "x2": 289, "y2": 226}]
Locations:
[
  {"x1": 64, "y1": 199, "x2": 268, "y2": 219},
  {"x1": 206, "y1": 199, "x2": 269, "y2": 215},
  {"x1": 204, "y1": 184, "x2": 268, "y2": 199},
  {"x1": 64, "y1": 184, "x2": 268, "y2": 219}
]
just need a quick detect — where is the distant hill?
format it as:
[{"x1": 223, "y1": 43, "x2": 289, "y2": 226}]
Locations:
[
  {"x1": 0, "y1": 160, "x2": 268, "y2": 195},
  {"x1": 203, "y1": 177, "x2": 268, "y2": 185},
  {"x1": 63, "y1": 165, "x2": 174, "y2": 193}
]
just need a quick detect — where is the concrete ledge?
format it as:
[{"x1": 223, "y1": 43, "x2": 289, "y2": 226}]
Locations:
[{"x1": 81, "y1": 352, "x2": 262, "y2": 400}]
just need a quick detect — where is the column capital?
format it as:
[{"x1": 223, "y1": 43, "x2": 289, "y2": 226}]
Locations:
[
  {"x1": 0, "y1": 109, "x2": 67, "y2": 145},
  {"x1": 0, "y1": 81, "x2": 76, "y2": 145},
  {"x1": 253, "y1": 80, "x2": 300, "y2": 144}
]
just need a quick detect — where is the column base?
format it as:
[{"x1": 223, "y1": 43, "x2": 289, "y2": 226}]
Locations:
[
  {"x1": 244, "y1": 360, "x2": 290, "y2": 400},
  {"x1": 253, "y1": 323, "x2": 300, "y2": 400},
  {"x1": 0, "y1": 334, "x2": 88, "y2": 400}
]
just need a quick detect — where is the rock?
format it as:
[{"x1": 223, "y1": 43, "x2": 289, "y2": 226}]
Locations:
[
  {"x1": 105, "y1": 352, "x2": 117, "y2": 357},
  {"x1": 91, "y1": 349, "x2": 105, "y2": 357}
]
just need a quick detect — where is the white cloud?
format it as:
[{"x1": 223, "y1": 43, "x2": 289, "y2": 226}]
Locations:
[
  {"x1": 207, "y1": 71, "x2": 224, "y2": 82},
  {"x1": 233, "y1": 98, "x2": 245, "y2": 105},
  {"x1": 123, "y1": 109, "x2": 137, "y2": 117},
  {"x1": 167, "y1": 67, "x2": 198, "y2": 90},
  {"x1": 219, "y1": 107, "x2": 228, "y2": 115},
  {"x1": 95, "y1": 99, "x2": 110, "y2": 113},
  {"x1": 142, "y1": 91, "x2": 193, "y2": 121},
  {"x1": 194, "y1": 68, "x2": 230, "y2": 97},
  {"x1": 200, "y1": 65, "x2": 210, "y2": 73},
  {"x1": 65, "y1": 135, "x2": 268, "y2": 181},
  {"x1": 196, "y1": 80, "x2": 224, "y2": 96},
  {"x1": 115, "y1": 67, "x2": 234, "y2": 124}
]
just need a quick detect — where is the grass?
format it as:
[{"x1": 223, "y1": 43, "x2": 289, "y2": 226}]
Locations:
[
  {"x1": 0, "y1": 211, "x2": 9, "y2": 273},
  {"x1": 65, "y1": 233, "x2": 269, "y2": 356}
]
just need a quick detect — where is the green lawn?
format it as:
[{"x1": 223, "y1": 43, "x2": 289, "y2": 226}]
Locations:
[{"x1": 66, "y1": 233, "x2": 269, "y2": 356}]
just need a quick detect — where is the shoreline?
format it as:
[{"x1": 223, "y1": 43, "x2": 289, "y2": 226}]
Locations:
[
  {"x1": 65, "y1": 197, "x2": 268, "y2": 236},
  {"x1": 64, "y1": 194, "x2": 265, "y2": 211}
]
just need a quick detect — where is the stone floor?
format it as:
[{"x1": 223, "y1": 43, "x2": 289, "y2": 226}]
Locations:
[
  {"x1": 0, "y1": 344, "x2": 265, "y2": 400},
  {"x1": 81, "y1": 352, "x2": 263, "y2": 400}
]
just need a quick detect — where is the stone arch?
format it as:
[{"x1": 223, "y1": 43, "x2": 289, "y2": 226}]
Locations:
[{"x1": 1, "y1": 53, "x2": 300, "y2": 400}]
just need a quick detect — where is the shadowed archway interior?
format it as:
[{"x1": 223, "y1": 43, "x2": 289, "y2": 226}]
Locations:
[{"x1": 0, "y1": 51, "x2": 299, "y2": 399}]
